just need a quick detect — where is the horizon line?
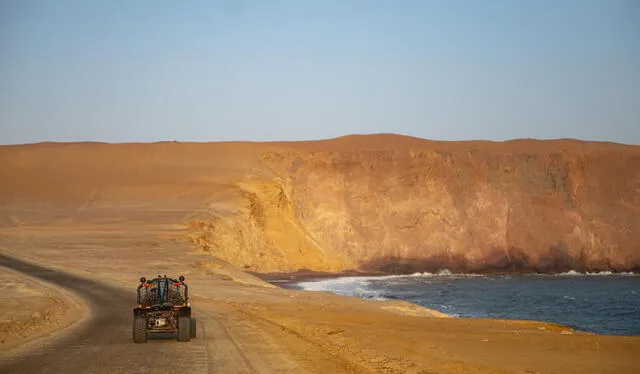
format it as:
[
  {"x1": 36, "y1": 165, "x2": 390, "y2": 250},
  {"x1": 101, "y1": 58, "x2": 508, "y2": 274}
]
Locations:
[{"x1": 0, "y1": 133, "x2": 637, "y2": 147}]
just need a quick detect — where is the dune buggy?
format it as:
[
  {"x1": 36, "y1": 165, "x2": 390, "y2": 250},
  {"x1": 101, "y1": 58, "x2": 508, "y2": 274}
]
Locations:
[{"x1": 132, "y1": 275, "x2": 196, "y2": 343}]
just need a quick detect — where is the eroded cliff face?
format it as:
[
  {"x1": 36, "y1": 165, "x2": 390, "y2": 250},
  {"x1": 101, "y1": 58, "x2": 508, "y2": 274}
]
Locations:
[
  {"x1": 184, "y1": 179, "x2": 347, "y2": 273},
  {"x1": 186, "y1": 138, "x2": 640, "y2": 274},
  {"x1": 1, "y1": 136, "x2": 638, "y2": 274}
]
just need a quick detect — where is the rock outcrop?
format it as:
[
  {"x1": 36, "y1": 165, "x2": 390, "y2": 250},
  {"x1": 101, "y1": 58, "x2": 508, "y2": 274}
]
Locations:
[{"x1": 1, "y1": 135, "x2": 638, "y2": 274}]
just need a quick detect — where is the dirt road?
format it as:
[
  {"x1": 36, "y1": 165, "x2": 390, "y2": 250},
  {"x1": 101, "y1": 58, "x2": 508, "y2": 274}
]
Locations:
[
  {"x1": 2, "y1": 247, "x2": 639, "y2": 374},
  {"x1": 0, "y1": 254, "x2": 357, "y2": 374}
]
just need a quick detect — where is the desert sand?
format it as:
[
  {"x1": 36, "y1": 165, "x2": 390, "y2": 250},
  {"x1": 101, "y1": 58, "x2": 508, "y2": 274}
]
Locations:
[
  {"x1": 1, "y1": 134, "x2": 639, "y2": 373},
  {"x1": 0, "y1": 265, "x2": 85, "y2": 352}
]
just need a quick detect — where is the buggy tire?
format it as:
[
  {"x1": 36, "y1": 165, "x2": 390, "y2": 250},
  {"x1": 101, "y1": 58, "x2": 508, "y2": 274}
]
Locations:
[
  {"x1": 190, "y1": 317, "x2": 196, "y2": 338},
  {"x1": 133, "y1": 316, "x2": 147, "y2": 343},
  {"x1": 177, "y1": 316, "x2": 191, "y2": 342}
]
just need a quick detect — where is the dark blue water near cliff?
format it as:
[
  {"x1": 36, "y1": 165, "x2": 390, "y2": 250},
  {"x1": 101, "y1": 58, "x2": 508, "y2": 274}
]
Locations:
[{"x1": 290, "y1": 271, "x2": 640, "y2": 336}]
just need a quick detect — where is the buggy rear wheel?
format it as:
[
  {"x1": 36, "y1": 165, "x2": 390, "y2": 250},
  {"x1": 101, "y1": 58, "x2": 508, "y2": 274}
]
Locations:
[
  {"x1": 177, "y1": 316, "x2": 191, "y2": 342},
  {"x1": 133, "y1": 316, "x2": 147, "y2": 343},
  {"x1": 190, "y1": 317, "x2": 196, "y2": 338}
]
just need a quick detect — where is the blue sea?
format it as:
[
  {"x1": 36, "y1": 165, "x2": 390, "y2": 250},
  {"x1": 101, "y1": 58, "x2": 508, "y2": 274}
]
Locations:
[{"x1": 286, "y1": 271, "x2": 640, "y2": 336}]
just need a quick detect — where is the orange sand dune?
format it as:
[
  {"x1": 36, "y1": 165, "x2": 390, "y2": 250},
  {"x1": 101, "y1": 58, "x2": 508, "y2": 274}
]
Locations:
[{"x1": 1, "y1": 134, "x2": 639, "y2": 273}]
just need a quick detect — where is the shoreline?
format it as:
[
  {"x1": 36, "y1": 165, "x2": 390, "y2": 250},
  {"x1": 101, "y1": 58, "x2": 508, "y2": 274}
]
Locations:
[
  {"x1": 251, "y1": 268, "x2": 638, "y2": 282},
  {"x1": 247, "y1": 269, "x2": 387, "y2": 283},
  {"x1": 251, "y1": 268, "x2": 640, "y2": 337},
  {"x1": 2, "y1": 248, "x2": 639, "y2": 373},
  {"x1": 250, "y1": 268, "x2": 639, "y2": 288}
]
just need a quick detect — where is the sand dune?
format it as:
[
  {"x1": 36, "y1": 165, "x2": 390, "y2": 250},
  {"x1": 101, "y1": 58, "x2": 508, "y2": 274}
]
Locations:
[{"x1": 3, "y1": 134, "x2": 637, "y2": 274}]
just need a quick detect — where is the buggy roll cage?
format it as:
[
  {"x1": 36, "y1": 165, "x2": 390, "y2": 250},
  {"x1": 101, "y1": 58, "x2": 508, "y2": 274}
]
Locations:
[{"x1": 136, "y1": 275, "x2": 189, "y2": 306}]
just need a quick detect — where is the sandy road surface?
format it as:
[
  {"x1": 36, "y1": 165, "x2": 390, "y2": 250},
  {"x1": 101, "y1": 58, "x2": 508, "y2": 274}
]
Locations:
[{"x1": 0, "y1": 254, "x2": 358, "y2": 374}]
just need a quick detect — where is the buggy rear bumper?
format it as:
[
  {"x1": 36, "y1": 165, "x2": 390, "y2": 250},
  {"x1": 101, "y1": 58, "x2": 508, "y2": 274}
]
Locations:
[
  {"x1": 133, "y1": 306, "x2": 191, "y2": 333},
  {"x1": 134, "y1": 305, "x2": 191, "y2": 316}
]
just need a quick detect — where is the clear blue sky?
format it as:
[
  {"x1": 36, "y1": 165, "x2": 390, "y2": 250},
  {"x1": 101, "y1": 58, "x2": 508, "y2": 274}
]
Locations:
[{"x1": 1, "y1": 0, "x2": 639, "y2": 145}]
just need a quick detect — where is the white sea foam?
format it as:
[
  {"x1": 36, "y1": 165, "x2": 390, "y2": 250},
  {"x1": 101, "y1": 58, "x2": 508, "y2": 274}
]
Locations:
[
  {"x1": 295, "y1": 269, "x2": 638, "y2": 302},
  {"x1": 295, "y1": 269, "x2": 638, "y2": 296},
  {"x1": 553, "y1": 270, "x2": 638, "y2": 277},
  {"x1": 293, "y1": 270, "x2": 639, "y2": 336},
  {"x1": 294, "y1": 269, "x2": 484, "y2": 298},
  {"x1": 406, "y1": 269, "x2": 485, "y2": 278},
  {"x1": 295, "y1": 276, "x2": 385, "y2": 298}
]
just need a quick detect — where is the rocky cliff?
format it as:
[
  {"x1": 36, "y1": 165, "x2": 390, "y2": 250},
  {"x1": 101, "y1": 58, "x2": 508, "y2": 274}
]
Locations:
[{"x1": 1, "y1": 135, "x2": 639, "y2": 274}]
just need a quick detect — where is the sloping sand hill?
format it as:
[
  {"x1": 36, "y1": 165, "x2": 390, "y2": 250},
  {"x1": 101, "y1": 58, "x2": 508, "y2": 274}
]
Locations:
[{"x1": 1, "y1": 134, "x2": 638, "y2": 274}]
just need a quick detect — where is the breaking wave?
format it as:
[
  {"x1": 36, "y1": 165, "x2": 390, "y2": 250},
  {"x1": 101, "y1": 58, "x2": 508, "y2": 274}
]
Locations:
[
  {"x1": 290, "y1": 269, "x2": 640, "y2": 336},
  {"x1": 295, "y1": 269, "x2": 638, "y2": 299},
  {"x1": 551, "y1": 270, "x2": 638, "y2": 277},
  {"x1": 294, "y1": 269, "x2": 484, "y2": 300}
]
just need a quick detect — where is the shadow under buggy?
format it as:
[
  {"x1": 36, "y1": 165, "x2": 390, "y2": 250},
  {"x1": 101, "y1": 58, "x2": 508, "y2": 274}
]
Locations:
[{"x1": 133, "y1": 275, "x2": 196, "y2": 343}]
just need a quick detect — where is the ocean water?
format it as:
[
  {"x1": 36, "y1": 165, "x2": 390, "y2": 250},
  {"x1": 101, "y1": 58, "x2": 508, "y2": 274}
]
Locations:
[{"x1": 289, "y1": 271, "x2": 640, "y2": 336}]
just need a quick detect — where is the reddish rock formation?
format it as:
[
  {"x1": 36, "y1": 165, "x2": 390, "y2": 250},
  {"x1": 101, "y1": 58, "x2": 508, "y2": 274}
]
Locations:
[{"x1": 1, "y1": 135, "x2": 638, "y2": 274}]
